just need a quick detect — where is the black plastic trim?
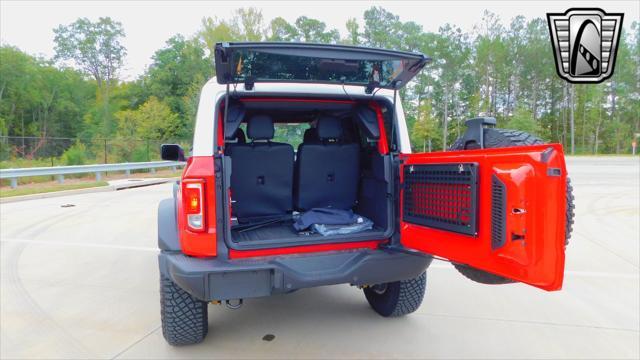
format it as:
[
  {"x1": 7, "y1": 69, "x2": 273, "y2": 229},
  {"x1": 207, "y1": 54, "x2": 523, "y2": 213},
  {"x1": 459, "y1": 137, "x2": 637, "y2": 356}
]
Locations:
[
  {"x1": 540, "y1": 147, "x2": 555, "y2": 163},
  {"x1": 460, "y1": 117, "x2": 496, "y2": 149},
  {"x1": 158, "y1": 197, "x2": 181, "y2": 251},
  {"x1": 491, "y1": 175, "x2": 507, "y2": 250},
  {"x1": 159, "y1": 248, "x2": 433, "y2": 301}
]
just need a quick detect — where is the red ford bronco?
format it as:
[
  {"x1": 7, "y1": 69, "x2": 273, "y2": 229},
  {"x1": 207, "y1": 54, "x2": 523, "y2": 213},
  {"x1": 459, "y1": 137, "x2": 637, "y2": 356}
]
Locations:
[{"x1": 158, "y1": 42, "x2": 575, "y2": 345}]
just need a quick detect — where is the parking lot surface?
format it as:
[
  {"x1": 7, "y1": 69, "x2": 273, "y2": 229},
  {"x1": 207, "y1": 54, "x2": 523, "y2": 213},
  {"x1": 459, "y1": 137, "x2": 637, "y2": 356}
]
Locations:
[{"x1": 1, "y1": 156, "x2": 638, "y2": 359}]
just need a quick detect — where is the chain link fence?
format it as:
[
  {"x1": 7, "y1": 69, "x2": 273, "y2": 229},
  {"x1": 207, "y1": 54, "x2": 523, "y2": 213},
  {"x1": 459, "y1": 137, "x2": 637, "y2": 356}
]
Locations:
[{"x1": 0, "y1": 136, "x2": 192, "y2": 168}]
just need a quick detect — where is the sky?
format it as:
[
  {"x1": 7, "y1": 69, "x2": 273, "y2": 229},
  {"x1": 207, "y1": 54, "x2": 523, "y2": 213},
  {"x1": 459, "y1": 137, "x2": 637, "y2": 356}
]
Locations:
[{"x1": 1, "y1": 0, "x2": 638, "y2": 80}]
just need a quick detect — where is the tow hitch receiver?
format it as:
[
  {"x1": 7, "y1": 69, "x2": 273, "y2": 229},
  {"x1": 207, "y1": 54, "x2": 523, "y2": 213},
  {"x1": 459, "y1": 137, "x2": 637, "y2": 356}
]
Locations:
[{"x1": 225, "y1": 299, "x2": 243, "y2": 310}]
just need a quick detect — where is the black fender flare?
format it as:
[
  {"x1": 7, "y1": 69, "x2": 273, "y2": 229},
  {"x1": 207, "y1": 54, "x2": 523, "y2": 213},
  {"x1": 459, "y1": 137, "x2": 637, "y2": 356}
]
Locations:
[{"x1": 158, "y1": 183, "x2": 181, "y2": 251}]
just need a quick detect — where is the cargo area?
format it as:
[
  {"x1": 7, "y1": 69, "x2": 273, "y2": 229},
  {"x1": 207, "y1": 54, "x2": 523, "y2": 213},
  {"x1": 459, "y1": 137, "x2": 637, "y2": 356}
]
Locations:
[{"x1": 222, "y1": 97, "x2": 394, "y2": 247}]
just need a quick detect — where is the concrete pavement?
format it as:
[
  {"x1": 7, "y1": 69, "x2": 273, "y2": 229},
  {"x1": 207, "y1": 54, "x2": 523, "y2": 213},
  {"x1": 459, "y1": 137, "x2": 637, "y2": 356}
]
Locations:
[{"x1": 1, "y1": 156, "x2": 638, "y2": 359}]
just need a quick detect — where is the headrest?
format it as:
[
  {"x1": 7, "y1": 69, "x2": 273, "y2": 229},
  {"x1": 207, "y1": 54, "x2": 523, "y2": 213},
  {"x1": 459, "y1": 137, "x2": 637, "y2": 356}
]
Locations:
[
  {"x1": 303, "y1": 128, "x2": 320, "y2": 144},
  {"x1": 247, "y1": 115, "x2": 274, "y2": 140},
  {"x1": 317, "y1": 116, "x2": 342, "y2": 140},
  {"x1": 234, "y1": 128, "x2": 246, "y2": 143}
]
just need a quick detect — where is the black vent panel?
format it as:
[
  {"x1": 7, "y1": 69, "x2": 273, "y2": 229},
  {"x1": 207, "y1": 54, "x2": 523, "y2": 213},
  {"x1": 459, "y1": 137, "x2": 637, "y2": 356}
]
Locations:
[
  {"x1": 491, "y1": 175, "x2": 507, "y2": 249},
  {"x1": 402, "y1": 163, "x2": 478, "y2": 235}
]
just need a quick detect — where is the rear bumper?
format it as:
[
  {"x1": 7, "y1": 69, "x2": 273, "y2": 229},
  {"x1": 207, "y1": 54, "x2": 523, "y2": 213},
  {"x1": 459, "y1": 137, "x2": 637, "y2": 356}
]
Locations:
[{"x1": 158, "y1": 249, "x2": 432, "y2": 301}]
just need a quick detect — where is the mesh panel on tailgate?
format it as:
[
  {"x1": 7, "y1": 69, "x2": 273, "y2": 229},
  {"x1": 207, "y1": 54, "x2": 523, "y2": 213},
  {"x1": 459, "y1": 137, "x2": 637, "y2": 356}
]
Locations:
[{"x1": 402, "y1": 163, "x2": 478, "y2": 235}]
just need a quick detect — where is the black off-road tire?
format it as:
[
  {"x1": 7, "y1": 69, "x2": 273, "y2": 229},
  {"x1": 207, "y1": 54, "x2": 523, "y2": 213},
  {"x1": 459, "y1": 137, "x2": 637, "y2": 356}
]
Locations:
[
  {"x1": 450, "y1": 128, "x2": 544, "y2": 149},
  {"x1": 450, "y1": 128, "x2": 575, "y2": 285},
  {"x1": 160, "y1": 274, "x2": 209, "y2": 346},
  {"x1": 364, "y1": 272, "x2": 427, "y2": 317},
  {"x1": 565, "y1": 178, "x2": 575, "y2": 244}
]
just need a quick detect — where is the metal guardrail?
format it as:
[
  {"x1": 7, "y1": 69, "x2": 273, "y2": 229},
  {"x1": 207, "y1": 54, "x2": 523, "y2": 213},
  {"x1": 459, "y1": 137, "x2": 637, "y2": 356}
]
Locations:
[{"x1": 0, "y1": 161, "x2": 185, "y2": 188}]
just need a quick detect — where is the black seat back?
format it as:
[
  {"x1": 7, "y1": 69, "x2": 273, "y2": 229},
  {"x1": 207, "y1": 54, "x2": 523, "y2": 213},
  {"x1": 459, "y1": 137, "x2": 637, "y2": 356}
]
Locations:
[
  {"x1": 229, "y1": 115, "x2": 294, "y2": 221},
  {"x1": 224, "y1": 128, "x2": 246, "y2": 157},
  {"x1": 295, "y1": 116, "x2": 360, "y2": 210}
]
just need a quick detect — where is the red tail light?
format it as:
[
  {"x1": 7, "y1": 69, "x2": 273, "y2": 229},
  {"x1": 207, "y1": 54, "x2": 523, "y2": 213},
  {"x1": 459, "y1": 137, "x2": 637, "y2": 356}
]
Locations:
[{"x1": 183, "y1": 180, "x2": 205, "y2": 232}]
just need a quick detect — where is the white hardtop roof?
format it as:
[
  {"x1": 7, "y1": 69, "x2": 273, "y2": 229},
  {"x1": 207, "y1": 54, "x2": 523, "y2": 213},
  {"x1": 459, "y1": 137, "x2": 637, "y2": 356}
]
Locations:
[
  {"x1": 192, "y1": 77, "x2": 411, "y2": 156},
  {"x1": 202, "y1": 77, "x2": 398, "y2": 99}
]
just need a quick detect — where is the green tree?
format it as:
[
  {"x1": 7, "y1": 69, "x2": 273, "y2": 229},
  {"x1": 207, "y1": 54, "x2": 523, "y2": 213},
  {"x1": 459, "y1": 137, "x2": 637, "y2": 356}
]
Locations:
[
  {"x1": 60, "y1": 141, "x2": 88, "y2": 165},
  {"x1": 200, "y1": 8, "x2": 266, "y2": 58},
  {"x1": 199, "y1": 17, "x2": 242, "y2": 61},
  {"x1": 362, "y1": 7, "x2": 402, "y2": 48},
  {"x1": 473, "y1": 11, "x2": 504, "y2": 116},
  {"x1": 0, "y1": 46, "x2": 94, "y2": 139},
  {"x1": 345, "y1": 18, "x2": 360, "y2": 45},
  {"x1": 268, "y1": 17, "x2": 299, "y2": 41},
  {"x1": 0, "y1": 46, "x2": 41, "y2": 137},
  {"x1": 295, "y1": 16, "x2": 339, "y2": 43},
  {"x1": 433, "y1": 24, "x2": 471, "y2": 149},
  {"x1": 115, "y1": 96, "x2": 180, "y2": 140},
  {"x1": 53, "y1": 17, "x2": 126, "y2": 89},
  {"x1": 4, "y1": 6, "x2": 640, "y2": 164},
  {"x1": 411, "y1": 99, "x2": 439, "y2": 151},
  {"x1": 53, "y1": 17, "x2": 126, "y2": 137},
  {"x1": 607, "y1": 27, "x2": 638, "y2": 154},
  {"x1": 505, "y1": 106, "x2": 543, "y2": 137},
  {"x1": 237, "y1": 8, "x2": 265, "y2": 41},
  {"x1": 144, "y1": 35, "x2": 212, "y2": 136},
  {"x1": 267, "y1": 16, "x2": 339, "y2": 43}
]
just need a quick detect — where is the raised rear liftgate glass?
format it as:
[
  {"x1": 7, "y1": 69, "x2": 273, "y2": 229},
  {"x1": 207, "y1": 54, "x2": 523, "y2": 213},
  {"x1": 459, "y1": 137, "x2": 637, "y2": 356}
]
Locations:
[
  {"x1": 214, "y1": 42, "x2": 430, "y2": 90},
  {"x1": 231, "y1": 50, "x2": 404, "y2": 87}
]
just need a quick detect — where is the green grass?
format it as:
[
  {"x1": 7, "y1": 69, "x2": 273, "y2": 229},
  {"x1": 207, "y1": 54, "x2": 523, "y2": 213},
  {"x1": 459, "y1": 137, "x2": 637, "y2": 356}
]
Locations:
[
  {"x1": 150, "y1": 172, "x2": 182, "y2": 178},
  {"x1": 0, "y1": 181, "x2": 109, "y2": 198},
  {"x1": 0, "y1": 158, "x2": 56, "y2": 169}
]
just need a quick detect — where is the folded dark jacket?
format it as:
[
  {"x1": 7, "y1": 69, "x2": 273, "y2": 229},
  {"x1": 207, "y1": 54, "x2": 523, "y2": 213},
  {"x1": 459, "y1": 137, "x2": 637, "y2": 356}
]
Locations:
[{"x1": 293, "y1": 208, "x2": 359, "y2": 231}]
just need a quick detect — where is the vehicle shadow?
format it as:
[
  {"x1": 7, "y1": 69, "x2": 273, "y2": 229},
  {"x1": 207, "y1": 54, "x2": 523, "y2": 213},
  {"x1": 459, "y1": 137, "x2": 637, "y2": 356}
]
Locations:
[
  {"x1": 211, "y1": 285, "x2": 372, "y2": 318},
  {"x1": 198, "y1": 284, "x2": 428, "y2": 351}
]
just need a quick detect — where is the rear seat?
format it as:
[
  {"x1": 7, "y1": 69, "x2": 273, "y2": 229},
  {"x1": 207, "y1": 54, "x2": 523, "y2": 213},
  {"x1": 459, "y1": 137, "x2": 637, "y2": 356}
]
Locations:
[
  {"x1": 228, "y1": 115, "x2": 294, "y2": 222},
  {"x1": 295, "y1": 116, "x2": 360, "y2": 210}
]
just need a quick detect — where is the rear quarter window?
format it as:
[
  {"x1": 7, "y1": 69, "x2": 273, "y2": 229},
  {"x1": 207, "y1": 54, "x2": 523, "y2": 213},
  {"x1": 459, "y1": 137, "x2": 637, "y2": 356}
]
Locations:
[{"x1": 274, "y1": 123, "x2": 307, "y2": 148}]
